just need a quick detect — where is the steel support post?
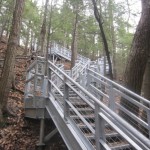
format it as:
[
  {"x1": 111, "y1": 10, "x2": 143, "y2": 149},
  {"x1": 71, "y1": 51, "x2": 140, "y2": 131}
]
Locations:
[
  {"x1": 24, "y1": 72, "x2": 31, "y2": 98},
  {"x1": 95, "y1": 103, "x2": 106, "y2": 150},
  {"x1": 44, "y1": 128, "x2": 58, "y2": 143},
  {"x1": 53, "y1": 54, "x2": 54, "y2": 63},
  {"x1": 147, "y1": 109, "x2": 150, "y2": 138},
  {"x1": 48, "y1": 67, "x2": 52, "y2": 94},
  {"x1": 86, "y1": 70, "x2": 91, "y2": 90},
  {"x1": 37, "y1": 119, "x2": 45, "y2": 149},
  {"x1": 33, "y1": 63, "x2": 38, "y2": 95},
  {"x1": 108, "y1": 83, "x2": 116, "y2": 111},
  {"x1": 42, "y1": 77, "x2": 48, "y2": 97},
  {"x1": 63, "y1": 76, "x2": 69, "y2": 122},
  {"x1": 79, "y1": 72, "x2": 82, "y2": 86}
]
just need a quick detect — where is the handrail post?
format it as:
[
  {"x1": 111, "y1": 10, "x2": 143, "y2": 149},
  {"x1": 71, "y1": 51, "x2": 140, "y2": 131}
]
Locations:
[
  {"x1": 95, "y1": 103, "x2": 106, "y2": 150},
  {"x1": 25, "y1": 72, "x2": 31, "y2": 98},
  {"x1": 86, "y1": 69, "x2": 91, "y2": 90},
  {"x1": 147, "y1": 109, "x2": 150, "y2": 138},
  {"x1": 33, "y1": 62, "x2": 38, "y2": 98},
  {"x1": 108, "y1": 83, "x2": 116, "y2": 111},
  {"x1": 48, "y1": 65, "x2": 52, "y2": 96},
  {"x1": 79, "y1": 72, "x2": 82, "y2": 86},
  {"x1": 42, "y1": 76, "x2": 48, "y2": 97},
  {"x1": 64, "y1": 76, "x2": 69, "y2": 122}
]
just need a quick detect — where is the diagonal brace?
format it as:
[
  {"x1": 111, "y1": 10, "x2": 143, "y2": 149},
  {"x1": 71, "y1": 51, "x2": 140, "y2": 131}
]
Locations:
[{"x1": 44, "y1": 128, "x2": 58, "y2": 143}]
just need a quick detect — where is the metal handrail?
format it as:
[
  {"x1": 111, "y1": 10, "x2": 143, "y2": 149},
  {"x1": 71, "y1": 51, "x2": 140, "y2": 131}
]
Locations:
[
  {"x1": 51, "y1": 42, "x2": 90, "y2": 63},
  {"x1": 87, "y1": 68, "x2": 150, "y2": 105},
  {"x1": 49, "y1": 60, "x2": 150, "y2": 150},
  {"x1": 25, "y1": 42, "x2": 150, "y2": 149}
]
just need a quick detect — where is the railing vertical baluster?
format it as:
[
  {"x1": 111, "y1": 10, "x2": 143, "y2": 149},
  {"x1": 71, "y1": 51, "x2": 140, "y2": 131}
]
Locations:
[
  {"x1": 84, "y1": 72, "x2": 87, "y2": 88},
  {"x1": 48, "y1": 66, "x2": 52, "y2": 96},
  {"x1": 95, "y1": 103, "x2": 106, "y2": 150},
  {"x1": 25, "y1": 71, "x2": 31, "y2": 98},
  {"x1": 42, "y1": 76, "x2": 48, "y2": 97},
  {"x1": 79, "y1": 72, "x2": 82, "y2": 86},
  {"x1": 64, "y1": 76, "x2": 69, "y2": 122},
  {"x1": 147, "y1": 109, "x2": 150, "y2": 138},
  {"x1": 86, "y1": 70, "x2": 91, "y2": 90},
  {"x1": 108, "y1": 83, "x2": 116, "y2": 111},
  {"x1": 33, "y1": 62, "x2": 38, "y2": 97}
]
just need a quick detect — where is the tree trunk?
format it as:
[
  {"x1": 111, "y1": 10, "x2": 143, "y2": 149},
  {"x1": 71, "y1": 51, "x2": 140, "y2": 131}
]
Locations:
[
  {"x1": 120, "y1": 0, "x2": 150, "y2": 128},
  {"x1": 123, "y1": 0, "x2": 150, "y2": 94},
  {"x1": 30, "y1": 30, "x2": 34, "y2": 56},
  {"x1": 141, "y1": 55, "x2": 150, "y2": 137},
  {"x1": 24, "y1": 22, "x2": 31, "y2": 55},
  {"x1": 39, "y1": 0, "x2": 49, "y2": 56},
  {"x1": 71, "y1": 10, "x2": 78, "y2": 68},
  {"x1": 6, "y1": 19, "x2": 11, "y2": 39},
  {"x1": 109, "y1": 0, "x2": 117, "y2": 79},
  {"x1": 91, "y1": 0, "x2": 113, "y2": 80},
  {"x1": 0, "y1": 19, "x2": 7, "y2": 40},
  {"x1": 45, "y1": 1, "x2": 53, "y2": 76},
  {"x1": 0, "y1": 0, "x2": 25, "y2": 121},
  {"x1": 0, "y1": 0, "x2": 3, "y2": 11}
]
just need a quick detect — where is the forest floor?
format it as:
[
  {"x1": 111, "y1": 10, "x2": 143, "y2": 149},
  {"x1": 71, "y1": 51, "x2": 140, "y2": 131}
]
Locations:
[{"x1": 0, "y1": 40, "x2": 68, "y2": 150}]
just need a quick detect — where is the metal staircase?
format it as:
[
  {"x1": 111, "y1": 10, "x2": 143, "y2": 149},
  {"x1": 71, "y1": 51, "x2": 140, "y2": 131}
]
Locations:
[{"x1": 24, "y1": 44, "x2": 150, "y2": 150}]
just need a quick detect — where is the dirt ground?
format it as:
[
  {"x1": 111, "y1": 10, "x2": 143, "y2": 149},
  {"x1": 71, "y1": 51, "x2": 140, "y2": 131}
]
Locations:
[{"x1": 0, "y1": 40, "x2": 68, "y2": 150}]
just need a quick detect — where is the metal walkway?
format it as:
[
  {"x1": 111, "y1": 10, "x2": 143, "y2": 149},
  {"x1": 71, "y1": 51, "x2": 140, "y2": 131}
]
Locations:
[{"x1": 24, "y1": 43, "x2": 150, "y2": 150}]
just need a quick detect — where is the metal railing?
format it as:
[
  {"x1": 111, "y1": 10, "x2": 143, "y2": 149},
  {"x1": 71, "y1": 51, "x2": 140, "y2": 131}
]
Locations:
[
  {"x1": 24, "y1": 43, "x2": 150, "y2": 149},
  {"x1": 84, "y1": 68, "x2": 150, "y2": 139},
  {"x1": 50, "y1": 42, "x2": 91, "y2": 80},
  {"x1": 25, "y1": 57, "x2": 64, "y2": 99},
  {"x1": 51, "y1": 42, "x2": 90, "y2": 63},
  {"x1": 25, "y1": 56, "x2": 46, "y2": 98},
  {"x1": 47, "y1": 60, "x2": 150, "y2": 150},
  {"x1": 71, "y1": 60, "x2": 90, "y2": 80}
]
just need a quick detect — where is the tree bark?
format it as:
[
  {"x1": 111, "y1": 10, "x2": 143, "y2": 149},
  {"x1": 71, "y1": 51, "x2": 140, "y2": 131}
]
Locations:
[
  {"x1": 24, "y1": 21, "x2": 31, "y2": 55},
  {"x1": 39, "y1": 0, "x2": 49, "y2": 57},
  {"x1": 91, "y1": 0, "x2": 113, "y2": 80},
  {"x1": 0, "y1": 0, "x2": 25, "y2": 121},
  {"x1": 142, "y1": 55, "x2": 150, "y2": 101},
  {"x1": 71, "y1": 9, "x2": 78, "y2": 68},
  {"x1": 123, "y1": 0, "x2": 150, "y2": 94},
  {"x1": 109, "y1": 0, "x2": 117, "y2": 79},
  {"x1": 120, "y1": 0, "x2": 150, "y2": 128},
  {"x1": 141, "y1": 55, "x2": 150, "y2": 136},
  {"x1": 45, "y1": 1, "x2": 53, "y2": 76}
]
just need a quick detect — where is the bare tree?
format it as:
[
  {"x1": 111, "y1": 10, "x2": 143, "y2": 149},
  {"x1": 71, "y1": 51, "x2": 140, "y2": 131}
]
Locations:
[
  {"x1": 123, "y1": 0, "x2": 150, "y2": 95},
  {"x1": 39, "y1": 0, "x2": 49, "y2": 57},
  {"x1": 71, "y1": 7, "x2": 78, "y2": 68},
  {"x1": 0, "y1": 0, "x2": 25, "y2": 121},
  {"x1": 120, "y1": 0, "x2": 150, "y2": 127},
  {"x1": 91, "y1": 0, "x2": 113, "y2": 80}
]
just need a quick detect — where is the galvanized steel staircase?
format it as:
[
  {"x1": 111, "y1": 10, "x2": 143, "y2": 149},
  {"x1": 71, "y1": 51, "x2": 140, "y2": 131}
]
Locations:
[{"x1": 24, "y1": 43, "x2": 150, "y2": 150}]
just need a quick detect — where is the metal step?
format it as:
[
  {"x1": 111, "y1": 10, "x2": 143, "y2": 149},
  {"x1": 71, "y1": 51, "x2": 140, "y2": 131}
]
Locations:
[
  {"x1": 70, "y1": 108, "x2": 94, "y2": 116},
  {"x1": 77, "y1": 123, "x2": 95, "y2": 129},
  {"x1": 72, "y1": 107, "x2": 93, "y2": 112},
  {"x1": 71, "y1": 115, "x2": 95, "y2": 120},
  {"x1": 110, "y1": 143, "x2": 132, "y2": 150},
  {"x1": 71, "y1": 102, "x2": 90, "y2": 107}
]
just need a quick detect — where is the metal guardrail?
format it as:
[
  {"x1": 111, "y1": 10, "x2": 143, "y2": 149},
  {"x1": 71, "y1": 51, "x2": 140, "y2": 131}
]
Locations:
[
  {"x1": 25, "y1": 57, "x2": 64, "y2": 99},
  {"x1": 24, "y1": 43, "x2": 150, "y2": 149},
  {"x1": 50, "y1": 42, "x2": 91, "y2": 80},
  {"x1": 25, "y1": 57, "x2": 46, "y2": 99},
  {"x1": 85, "y1": 69, "x2": 150, "y2": 138},
  {"x1": 51, "y1": 42, "x2": 90, "y2": 63},
  {"x1": 47, "y1": 61, "x2": 150, "y2": 150}
]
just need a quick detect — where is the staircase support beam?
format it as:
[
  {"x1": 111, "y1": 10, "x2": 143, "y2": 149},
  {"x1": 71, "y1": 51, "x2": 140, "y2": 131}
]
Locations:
[
  {"x1": 44, "y1": 128, "x2": 58, "y2": 143},
  {"x1": 37, "y1": 118, "x2": 45, "y2": 149}
]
